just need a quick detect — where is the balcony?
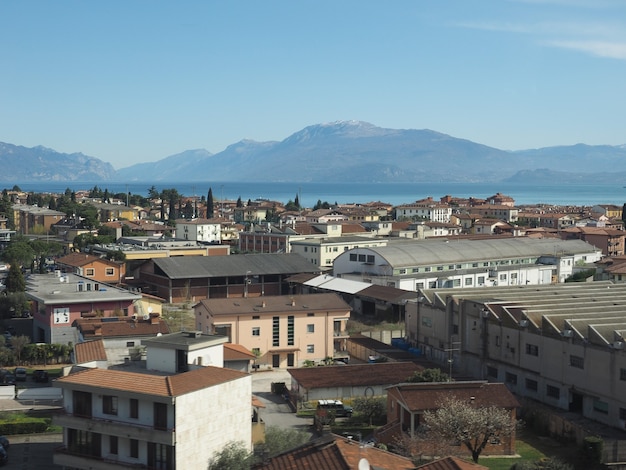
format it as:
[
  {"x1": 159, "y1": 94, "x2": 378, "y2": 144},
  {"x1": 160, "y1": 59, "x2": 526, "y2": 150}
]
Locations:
[
  {"x1": 54, "y1": 412, "x2": 175, "y2": 446},
  {"x1": 54, "y1": 448, "x2": 148, "y2": 470},
  {"x1": 333, "y1": 330, "x2": 349, "y2": 338}
]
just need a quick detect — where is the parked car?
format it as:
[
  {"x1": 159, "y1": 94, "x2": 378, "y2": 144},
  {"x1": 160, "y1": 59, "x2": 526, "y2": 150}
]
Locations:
[
  {"x1": 0, "y1": 436, "x2": 9, "y2": 450},
  {"x1": 2, "y1": 374, "x2": 15, "y2": 386},
  {"x1": 316, "y1": 399, "x2": 353, "y2": 417},
  {"x1": 13, "y1": 368, "x2": 27, "y2": 382},
  {"x1": 33, "y1": 370, "x2": 49, "y2": 383},
  {"x1": 0, "y1": 443, "x2": 7, "y2": 466}
]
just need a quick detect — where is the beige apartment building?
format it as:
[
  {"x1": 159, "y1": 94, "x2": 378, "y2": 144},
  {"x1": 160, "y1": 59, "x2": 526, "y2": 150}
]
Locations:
[{"x1": 194, "y1": 293, "x2": 351, "y2": 368}]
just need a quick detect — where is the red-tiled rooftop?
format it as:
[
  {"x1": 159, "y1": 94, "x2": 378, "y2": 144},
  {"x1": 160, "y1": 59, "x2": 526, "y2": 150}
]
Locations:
[
  {"x1": 74, "y1": 317, "x2": 171, "y2": 338},
  {"x1": 289, "y1": 362, "x2": 423, "y2": 389},
  {"x1": 74, "y1": 340, "x2": 107, "y2": 364},
  {"x1": 54, "y1": 365, "x2": 248, "y2": 397},
  {"x1": 224, "y1": 343, "x2": 256, "y2": 361},
  {"x1": 253, "y1": 433, "x2": 415, "y2": 470},
  {"x1": 390, "y1": 381, "x2": 520, "y2": 411}
]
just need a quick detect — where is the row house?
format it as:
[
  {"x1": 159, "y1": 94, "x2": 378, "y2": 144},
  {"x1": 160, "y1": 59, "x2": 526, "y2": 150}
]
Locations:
[
  {"x1": 593, "y1": 204, "x2": 623, "y2": 220},
  {"x1": 471, "y1": 219, "x2": 515, "y2": 236},
  {"x1": 471, "y1": 204, "x2": 519, "y2": 223},
  {"x1": 486, "y1": 192, "x2": 516, "y2": 207},
  {"x1": 394, "y1": 197, "x2": 452, "y2": 223},
  {"x1": 174, "y1": 218, "x2": 221, "y2": 244},
  {"x1": 595, "y1": 256, "x2": 626, "y2": 283},
  {"x1": 233, "y1": 203, "x2": 277, "y2": 224},
  {"x1": 12, "y1": 204, "x2": 66, "y2": 234},
  {"x1": 91, "y1": 202, "x2": 140, "y2": 222},
  {"x1": 26, "y1": 271, "x2": 141, "y2": 344},
  {"x1": 304, "y1": 209, "x2": 348, "y2": 224},
  {"x1": 518, "y1": 212, "x2": 577, "y2": 230},
  {"x1": 195, "y1": 293, "x2": 351, "y2": 368},
  {"x1": 56, "y1": 252, "x2": 126, "y2": 285},
  {"x1": 561, "y1": 226, "x2": 626, "y2": 257}
]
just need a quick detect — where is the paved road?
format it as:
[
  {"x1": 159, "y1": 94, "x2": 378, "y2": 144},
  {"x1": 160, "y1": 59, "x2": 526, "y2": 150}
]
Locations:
[{"x1": 251, "y1": 370, "x2": 315, "y2": 437}]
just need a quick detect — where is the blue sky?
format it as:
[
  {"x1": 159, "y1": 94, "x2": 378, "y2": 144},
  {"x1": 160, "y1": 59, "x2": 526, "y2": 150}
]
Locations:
[{"x1": 1, "y1": 0, "x2": 625, "y2": 170}]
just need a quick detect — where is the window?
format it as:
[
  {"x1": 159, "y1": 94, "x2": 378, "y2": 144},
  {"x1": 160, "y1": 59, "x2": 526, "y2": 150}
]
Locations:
[
  {"x1": 620, "y1": 368, "x2": 626, "y2": 381},
  {"x1": 103, "y1": 395, "x2": 118, "y2": 415},
  {"x1": 252, "y1": 315, "x2": 260, "y2": 320},
  {"x1": 272, "y1": 317, "x2": 279, "y2": 347},
  {"x1": 525, "y1": 344, "x2": 539, "y2": 356},
  {"x1": 307, "y1": 324, "x2": 315, "y2": 333},
  {"x1": 252, "y1": 327, "x2": 260, "y2": 336},
  {"x1": 307, "y1": 312, "x2": 314, "y2": 317},
  {"x1": 252, "y1": 347, "x2": 260, "y2": 356},
  {"x1": 472, "y1": 263, "x2": 479, "y2": 268},
  {"x1": 546, "y1": 385, "x2": 560, "y2": 399},
  {"x1": 487, "y1": 366, "x2": 498, "y2": 379},
  {"x1": 437, "y1": 266, "x2": 443, "y2": 271},
  {"x1": 499, "y1": 273, "x2": 507, "y2": 281},
  {"x1": 307, "y1": 344, "x2": 314, "y2": 353},
  {"x1": 505, "y1": 372, "x2": 517, "y2": 385},
  {"x1": 525, "y1": 379, "x2": 538, "y2": 391},
  {"x1": 465, "y1": 278, "x2": 473, "y2": 286},
  {"x1": 478, "y1": 276, "x2": 485, "y2": 285},
  {"x1": 569, "y1": 355, "x2": 584, "y2": 369},
  {"x1": 110, "y1": 435, "x2": 118, "y2": 455},
  {"x1": 126, "y1": 341, "x2": 135, "y2": 347},
  {"x1": 425, "y1": 267, "x2": 431, "y2": 272},
  {"x1": 287, "y1": 316, "x2": 294, "y2": 346},
  {"x1": 358, "y1": 254, "x2": 366, "y2": 262},
  {"x1": 367, "y1": 255, "x2": 375, "y2": 263},
  {"x1": 105, "y1": 267, "x2": 115, "y2": 276},
  {"x1": 620, "y1": 408, "x2": 626, "y2": 420},
  {"x1": 593, "y1": 399, "x2": 608, "y2": 414},
  {"x1": 130, "y1": 439, "x2": 139, "y2": 458},
  {"x1": 130, "y1": 398, "x2": 138, "y2": 419}
]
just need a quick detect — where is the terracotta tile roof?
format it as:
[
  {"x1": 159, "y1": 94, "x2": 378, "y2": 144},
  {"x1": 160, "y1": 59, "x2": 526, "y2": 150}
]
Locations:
[
  {"x1": 74, "y1": 340, "x2": 108, "y2": 363},
  {"x1": 74, "y1": 317, "x2": 171, "y2": 338},
  {"x1": 390, "y1": 381, "x2": 520, "y2": 412},
  {"x1": 253, "y1": 434, "x2": 415, "y2": 470},
  {"x1": 416, "y1": 456, "x2": 488, "y2": 469},
  {"x1": 54, "y1": 365, "x2": 248, "y2": 397},
  {"x1": 224, "y1": 343, "x2": 256, "y2": 361},
  {"x1": 57, "y1": 252, "x2": 116, "y2": 268},
  {"x1": 288, "y1": 362, "x2": 423, "y2": 389}
]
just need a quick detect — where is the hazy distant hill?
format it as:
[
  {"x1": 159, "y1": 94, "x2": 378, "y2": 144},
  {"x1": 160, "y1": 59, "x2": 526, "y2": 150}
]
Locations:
[
  {"x1": 3, "y1": 122, "x2": 626, "y2": 183},
  {"x1": 0, "y1": 142, "x2": 115, "y2": 182}
]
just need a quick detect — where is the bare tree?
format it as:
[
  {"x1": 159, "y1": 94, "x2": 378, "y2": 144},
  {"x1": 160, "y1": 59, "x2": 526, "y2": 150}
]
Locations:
[
  {"x1": 11, "y1": 335, "x2": 30, "y2": 365},
  {"x1": 423, "y1": 396, "x2": 517, "y2": 462}
]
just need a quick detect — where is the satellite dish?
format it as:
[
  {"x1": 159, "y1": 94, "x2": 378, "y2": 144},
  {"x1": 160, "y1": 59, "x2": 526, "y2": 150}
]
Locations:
[
  {"x1": 358, "y1": 458, "x2": 370, "y2": 470},
  {"x1": 148, "y1": 306, "x2": 153, "y2": 314}
]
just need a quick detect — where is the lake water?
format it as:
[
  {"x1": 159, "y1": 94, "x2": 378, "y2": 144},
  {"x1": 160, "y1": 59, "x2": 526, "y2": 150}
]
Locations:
[{"x1": 11, "y1": 181, "x2": 626, "y2": 208}]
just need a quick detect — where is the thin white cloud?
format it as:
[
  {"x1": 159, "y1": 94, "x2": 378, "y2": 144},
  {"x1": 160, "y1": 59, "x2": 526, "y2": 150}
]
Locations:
[{"x1": 546, "y1": 40, "x2": 626, "y2": 59}]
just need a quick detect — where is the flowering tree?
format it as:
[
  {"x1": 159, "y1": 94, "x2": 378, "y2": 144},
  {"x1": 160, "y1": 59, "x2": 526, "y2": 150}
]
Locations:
[{"x1": 423, "y1": 396, "x2": 516, "y2": 462}]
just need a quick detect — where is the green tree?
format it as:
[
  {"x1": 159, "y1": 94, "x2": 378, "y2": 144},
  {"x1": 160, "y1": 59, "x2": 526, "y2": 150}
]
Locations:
[
  {"x1": 353, "y1": 396, "x2": 386, "y2": 425},
  {"x1": 257, "y1": 425, "x2": 310, "y2": 459},
  {"x1": 207, "y1": 188, "x2": 215, "y2": 218},
  {"x1": 407, "y1": 368, "x2": 450, "y2": 383},
  {"x1": 423, "y1": 396, "x2": 516, "y2": 463},
  {"x1": 294, "y1": 193, "x2": 300, "y2": 209},
  {"x1": 207, "y1": 441, "x2": 252, "y2": 470},
  {"x1": 236, "y1": 196, "x2": 243, "y2": 208},
  {"x1": 5, "y1": 264, "x2": 25, "y2": 292},
  {"x1": 2, "y1": 238, "x2": 35, "y2": 268}
]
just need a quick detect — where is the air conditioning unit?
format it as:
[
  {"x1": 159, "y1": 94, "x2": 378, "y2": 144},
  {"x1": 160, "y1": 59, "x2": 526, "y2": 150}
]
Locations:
[
  {"x1": 143, "y1": 314, "x2": 150, "y2": 321},
  {"x1": 131, "y1": 314, "x2": 138, "y2": 321}
]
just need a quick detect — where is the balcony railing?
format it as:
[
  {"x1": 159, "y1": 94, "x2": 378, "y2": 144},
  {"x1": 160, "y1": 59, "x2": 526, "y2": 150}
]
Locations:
[
  {"x1": 333, "y1": 330, "x2": 349, "y2": 337},
  {"x1": 54, "y1": 412, "x2": 175, "y2": 446},
  {"x1": 54, "y1": 446, "x2": 149, "y2": 469}
]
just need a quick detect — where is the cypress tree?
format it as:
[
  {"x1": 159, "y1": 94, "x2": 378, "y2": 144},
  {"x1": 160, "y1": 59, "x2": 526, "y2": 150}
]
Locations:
[{"x1": 207, "y1": 188, "x2": 214, "y2": 218}]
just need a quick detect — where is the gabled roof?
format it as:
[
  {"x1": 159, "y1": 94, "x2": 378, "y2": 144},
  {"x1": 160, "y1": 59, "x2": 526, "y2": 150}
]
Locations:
[
  {"x1": 417, "y1": 456, "x2": 488, "y2": 470},
  {"x1": 152, "y1": 253, "x2": 321, "y2": 279},
  {"x1": 74, "y1": 339, "x2": 108, "y2": 364},
  {"x1": 57, "y1": 252, "x2": 119, "y2": 268},
  {"x1": 74, "y1": 317, "x2": 171, "y2": 338},
  {"x1": 253, "y1": 433, "x2": 415, "y2": 470},
  {"x1": 224, "y1": 343, "x2": 256, "y2": 361},
  {"x1": 388, "y1": 381, "x2": 519, "y2": 412},
  {"x1": 53, "y1": 365, "x2": 248, "y2": 398},
  {"x1": 289, "y1": 362, "x2": 423, "y2": 389}
]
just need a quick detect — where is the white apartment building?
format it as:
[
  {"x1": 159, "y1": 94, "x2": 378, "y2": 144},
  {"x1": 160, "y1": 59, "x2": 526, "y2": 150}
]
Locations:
[
  {"x1": 174, "y1": 218, "x2": 221, "y2": 243},
  {"x1": 290, "y1": 235, "x2": 388, "y2": 268},
  {"x1": 53, "y1": 331, "x2": 251, "y2": 469},
  {"x1": 395, "y1": 197, "x2": 452, "y2": 223},
  {"x1": 333, "y1": 238, "x2": 602, "y2": 290}
]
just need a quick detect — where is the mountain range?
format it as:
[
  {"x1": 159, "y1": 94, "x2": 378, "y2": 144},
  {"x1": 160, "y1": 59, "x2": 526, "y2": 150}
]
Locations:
[{"x1": 2, "y1": 121, "x2": 626, "y2": 184}]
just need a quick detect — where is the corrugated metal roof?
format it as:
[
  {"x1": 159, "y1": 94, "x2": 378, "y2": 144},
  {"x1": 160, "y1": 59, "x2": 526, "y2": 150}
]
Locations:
[
  {"x1": 354, "y1": 238, "x2": 600, "y2": 268},
  {"x1": 153, "y1": 253, "x2": 321, "y2": 279},
  {"x1": 304, "y1": 275, "x2": 369, "y2": 294}
]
